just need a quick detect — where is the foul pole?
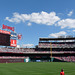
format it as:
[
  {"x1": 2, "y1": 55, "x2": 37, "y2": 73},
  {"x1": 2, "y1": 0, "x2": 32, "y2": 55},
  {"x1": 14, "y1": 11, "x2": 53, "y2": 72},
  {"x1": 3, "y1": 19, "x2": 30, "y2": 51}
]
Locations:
[{"x1": 50, "y1": 42, "x2": 52, "y2": 62}]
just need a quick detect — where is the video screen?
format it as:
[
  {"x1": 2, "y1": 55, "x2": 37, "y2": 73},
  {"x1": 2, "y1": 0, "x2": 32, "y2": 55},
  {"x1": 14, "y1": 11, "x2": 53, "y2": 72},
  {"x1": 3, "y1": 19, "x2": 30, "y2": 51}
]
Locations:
[{"x1": 0, "y1": 33, "x2": 10, "y2": 46}]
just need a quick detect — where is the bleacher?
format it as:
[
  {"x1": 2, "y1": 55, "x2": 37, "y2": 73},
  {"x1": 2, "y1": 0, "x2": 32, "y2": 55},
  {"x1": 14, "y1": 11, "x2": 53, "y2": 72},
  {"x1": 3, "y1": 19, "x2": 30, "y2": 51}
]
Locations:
[
  {"x1": 0, "y1": 37, "x2": 75, "y2": 62},
  {"x1": 0, "y1": 48, "x2": 75, "y2": 54},
  {"x1": 54, "y1": 56, "x2": 75, "y2": 62},
  {"x1": 37, "y1": 37, "x2": 75, "y2": 62},
  {"x1": 38, "y1": 42, "x2": 75, "y2": 48}
]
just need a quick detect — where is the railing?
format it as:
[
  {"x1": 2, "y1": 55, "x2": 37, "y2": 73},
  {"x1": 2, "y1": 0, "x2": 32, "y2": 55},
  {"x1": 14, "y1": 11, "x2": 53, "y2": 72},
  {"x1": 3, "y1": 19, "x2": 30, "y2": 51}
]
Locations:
[
  {"x1": 38, "y1": 43, "x2": 75, "y2": 48},
  {"x1": 0, "y1": 48, "x2": 75, "y2": 54}
]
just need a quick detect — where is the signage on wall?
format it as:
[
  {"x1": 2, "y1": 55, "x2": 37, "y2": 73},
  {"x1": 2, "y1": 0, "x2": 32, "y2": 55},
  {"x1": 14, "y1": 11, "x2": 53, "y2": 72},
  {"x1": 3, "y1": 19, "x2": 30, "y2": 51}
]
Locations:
[
  {"x1": 10, "y1": 39, "x2": 17, "y2": 47},
  {"x1": 2, "y1": 24, "x2": 14, "y2": 32}
]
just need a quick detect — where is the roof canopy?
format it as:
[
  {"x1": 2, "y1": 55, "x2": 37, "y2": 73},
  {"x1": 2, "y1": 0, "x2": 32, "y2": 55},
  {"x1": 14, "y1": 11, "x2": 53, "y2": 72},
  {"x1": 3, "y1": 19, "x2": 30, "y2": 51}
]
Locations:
[{"x1": 39, "y1": 37, "x2": 75, "y2": 41}]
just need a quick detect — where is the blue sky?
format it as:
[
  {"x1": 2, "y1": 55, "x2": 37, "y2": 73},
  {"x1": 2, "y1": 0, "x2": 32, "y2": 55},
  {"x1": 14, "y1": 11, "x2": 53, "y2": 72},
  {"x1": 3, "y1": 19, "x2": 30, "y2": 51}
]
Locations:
[{"x1": 0, "y1": 0, "x2": 75, "y2": 48}]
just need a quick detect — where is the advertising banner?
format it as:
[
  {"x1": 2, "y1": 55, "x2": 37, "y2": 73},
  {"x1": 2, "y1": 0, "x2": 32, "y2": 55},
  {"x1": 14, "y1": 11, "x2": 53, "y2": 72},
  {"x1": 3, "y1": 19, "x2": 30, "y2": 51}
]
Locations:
[
  {"x1": 2, "y1": 24, "x2": 14, "y2": 31},
  {"x1": 18, "y1": 34, "x2": 22, "y2": 40},
  {"x1": 10, "y1": 32, "x2": 17, "y2": 40},
  {"x1": 0, "y1": 30, "x2": 10, "y2": 34},
  {"x1": 10, "y1": 39, "x2": 17, "y2": 47}
]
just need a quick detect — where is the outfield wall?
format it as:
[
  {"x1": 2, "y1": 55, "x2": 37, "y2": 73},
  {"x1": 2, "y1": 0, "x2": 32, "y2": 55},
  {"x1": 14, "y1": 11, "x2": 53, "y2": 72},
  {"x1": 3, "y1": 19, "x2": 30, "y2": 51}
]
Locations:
[
  {"x1": 0, "y1": 57, "x2": 30, "y2": 63},
  {"x1": 0, "y1": 59, "x2": 24, "y2": 63}
]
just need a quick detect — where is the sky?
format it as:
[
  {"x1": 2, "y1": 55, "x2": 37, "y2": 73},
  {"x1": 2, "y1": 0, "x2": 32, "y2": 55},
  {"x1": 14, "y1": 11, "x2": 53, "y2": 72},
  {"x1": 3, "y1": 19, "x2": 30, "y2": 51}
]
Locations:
[{"x1": 0, "y1": 0, "x2": 75, "y2": 48}]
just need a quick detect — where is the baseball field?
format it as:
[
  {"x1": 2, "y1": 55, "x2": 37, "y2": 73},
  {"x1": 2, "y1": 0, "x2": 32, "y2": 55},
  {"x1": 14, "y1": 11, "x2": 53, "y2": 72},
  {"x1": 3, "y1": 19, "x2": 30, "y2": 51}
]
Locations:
[{"x1": 0, "y1": 62, "x2": 75, "y2": 75}]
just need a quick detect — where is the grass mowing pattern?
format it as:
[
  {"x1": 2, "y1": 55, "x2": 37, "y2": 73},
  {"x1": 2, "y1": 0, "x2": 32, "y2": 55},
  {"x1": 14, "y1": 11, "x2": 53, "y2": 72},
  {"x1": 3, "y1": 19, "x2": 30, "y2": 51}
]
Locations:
[{"x1": 0, "y1": 62, "x2": 75, "y2": 75}]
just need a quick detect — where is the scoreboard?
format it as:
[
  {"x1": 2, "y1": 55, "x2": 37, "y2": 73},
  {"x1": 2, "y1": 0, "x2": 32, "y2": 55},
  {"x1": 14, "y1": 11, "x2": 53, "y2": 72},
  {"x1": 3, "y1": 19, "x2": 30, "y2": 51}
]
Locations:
[
  {"x1": 0, "y1": 29, "x2": 17, "y2": 47},
  {"x1": 0, "y1": 33, "x2": 10, "y2": 46}
]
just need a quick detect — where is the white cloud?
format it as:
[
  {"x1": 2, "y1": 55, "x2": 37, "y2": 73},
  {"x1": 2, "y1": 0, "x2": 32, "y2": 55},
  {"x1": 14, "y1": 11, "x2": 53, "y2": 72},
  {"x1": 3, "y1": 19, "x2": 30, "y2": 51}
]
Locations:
[
  {"x1": 17, "y1": 45, "x2": 20, "y2": 48},
  {"x1": 73, "y1": 30, "x2": 75, "y2": 32},
  {"x1": 27, "y1": 22, "x2": 32, "y2": 26},
  {"x1": 49, "y1": 31, "x2": 66, "y2": 38},
  {"x1": 67, "y1": 10, "x2": 73, "y2": 16},
  {"x1": 22, "y1": 44, "x2": 34, "y2": 48},
  {"x1": 57, "y1": 19, "x2": 75, "y2": 29},
  {"x1": 5, "y1": 11, "x2": 60, "y2": 26}
]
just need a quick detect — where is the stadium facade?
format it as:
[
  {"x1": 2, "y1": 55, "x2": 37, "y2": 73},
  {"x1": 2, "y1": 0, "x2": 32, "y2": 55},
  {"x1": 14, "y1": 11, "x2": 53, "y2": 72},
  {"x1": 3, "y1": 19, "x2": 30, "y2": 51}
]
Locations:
[{"x1": 0, "y1": 24, "x2": 75, "y2": 63}]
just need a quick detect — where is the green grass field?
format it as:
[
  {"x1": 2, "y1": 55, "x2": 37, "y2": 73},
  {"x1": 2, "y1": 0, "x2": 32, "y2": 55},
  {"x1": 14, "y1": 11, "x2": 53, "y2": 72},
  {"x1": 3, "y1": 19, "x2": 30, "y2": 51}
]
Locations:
[{"x1": 0, "y1": 62, "x2": 75, "y2": 75}]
